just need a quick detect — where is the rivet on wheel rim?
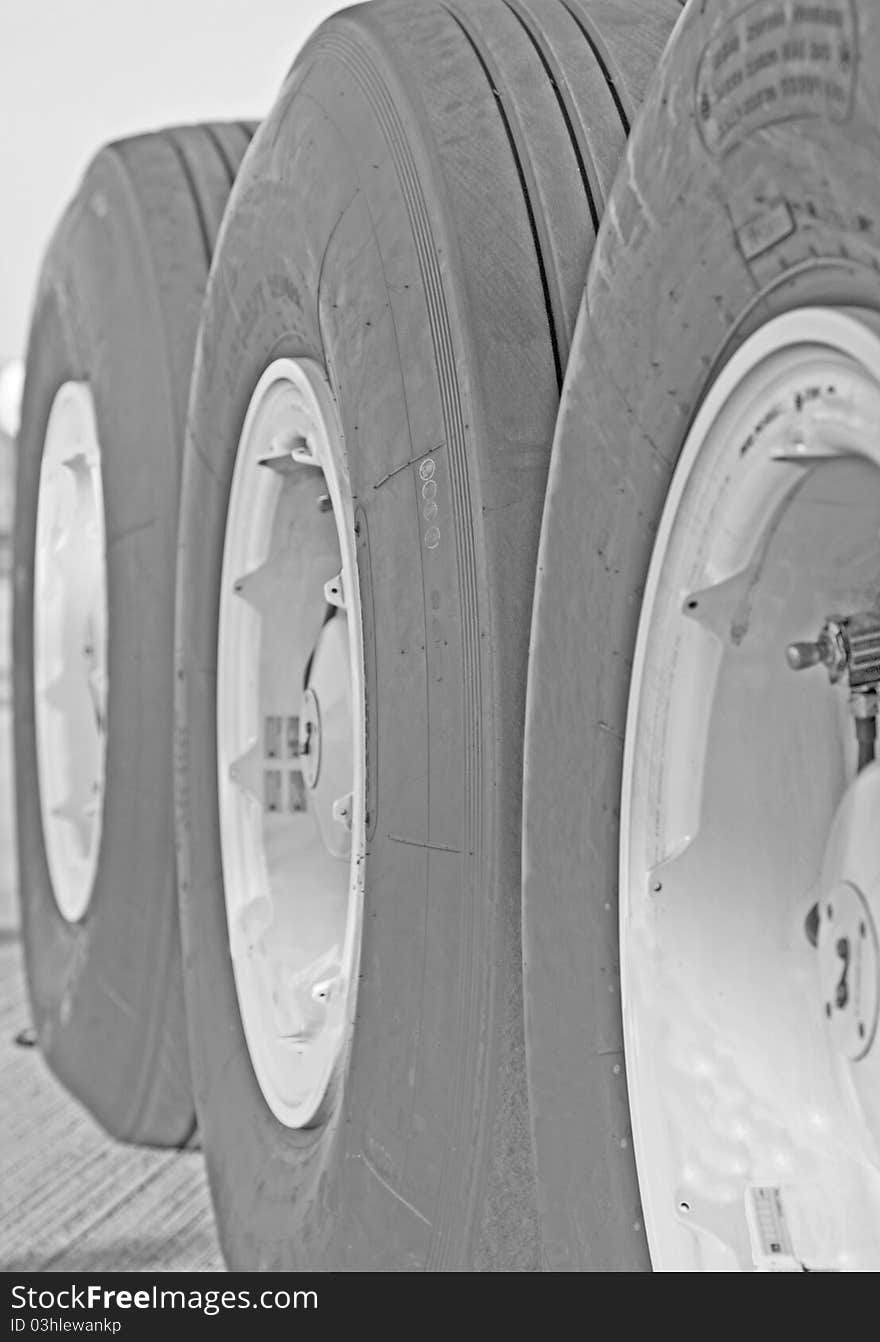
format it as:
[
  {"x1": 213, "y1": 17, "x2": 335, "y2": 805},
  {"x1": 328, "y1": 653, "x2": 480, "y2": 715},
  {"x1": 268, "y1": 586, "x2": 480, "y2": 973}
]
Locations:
[
  {"x1": 34, "y1": 381, "x2": 108, "y2": 923},
  {"x1": 217, "y1": 358, "x2": 365, "y2": 1129},
  {"x1": 621, "y1": 309, "x2": 880, "y2": 1271}
]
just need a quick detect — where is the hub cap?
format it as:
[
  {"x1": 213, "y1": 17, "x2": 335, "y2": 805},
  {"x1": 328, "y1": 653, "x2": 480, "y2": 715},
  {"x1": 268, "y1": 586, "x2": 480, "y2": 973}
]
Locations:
[
  {"x1": 622, "y1": 309, "x2": 880, "y2": 1271},
  {"x1": 34, "y1": 381, "x2": 108, "y2": 922},
  {"x1": 217, "y1": 358, "x2": 365, "y2": 1129}
]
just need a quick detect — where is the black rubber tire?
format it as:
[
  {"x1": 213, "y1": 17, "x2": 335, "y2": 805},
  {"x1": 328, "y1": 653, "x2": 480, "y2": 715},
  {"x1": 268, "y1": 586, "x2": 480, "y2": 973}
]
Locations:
[
  {"x1": 523, "y1": 0, "x2": 880, "y2": 1271},
  {"x1": 13, "y1": 122, "x2": 255, "y2": 1145},
  {"x1": 175, "y1": 0, "x2": 677, "y2": 1270}
]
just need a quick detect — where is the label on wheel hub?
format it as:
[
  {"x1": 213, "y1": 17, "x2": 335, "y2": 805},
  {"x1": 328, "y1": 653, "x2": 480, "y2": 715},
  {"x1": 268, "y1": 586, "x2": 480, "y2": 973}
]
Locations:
[
  {"x1": 696, "y1": 0, "x2": 857, "y2": 157},
  {"x1": 745, "y1": 1186, "x2": 800, "y2": 1270}
]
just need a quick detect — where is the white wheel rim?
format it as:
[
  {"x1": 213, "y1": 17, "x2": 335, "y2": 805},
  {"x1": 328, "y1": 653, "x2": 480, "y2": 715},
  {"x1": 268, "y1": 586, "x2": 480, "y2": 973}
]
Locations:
[
  {"x1": 621, "y1": 309, "x2": 880, "y2": 1271},
  {"x1": 34, "y1": 381, "x2": 108, "y2": 923},
  {"x1": 217, "y1": 358, "x2": 365, "y2": 1129}
]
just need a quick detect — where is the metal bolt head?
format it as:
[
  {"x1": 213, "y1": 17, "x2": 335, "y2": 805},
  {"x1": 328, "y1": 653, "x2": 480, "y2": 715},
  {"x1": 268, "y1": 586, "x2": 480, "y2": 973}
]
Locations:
[{"x1": 331, "y1": 793, "x2": 353, "y2": 830}]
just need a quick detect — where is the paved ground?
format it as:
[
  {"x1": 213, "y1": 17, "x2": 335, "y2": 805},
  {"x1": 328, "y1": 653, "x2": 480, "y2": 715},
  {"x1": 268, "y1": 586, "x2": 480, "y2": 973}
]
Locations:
[
  {"x1": 0, "y1": 431, "x2": 224, "y2": 1273},
  {"x1": 0, "y1": 943, "x2": 222, "y2": 1272}
]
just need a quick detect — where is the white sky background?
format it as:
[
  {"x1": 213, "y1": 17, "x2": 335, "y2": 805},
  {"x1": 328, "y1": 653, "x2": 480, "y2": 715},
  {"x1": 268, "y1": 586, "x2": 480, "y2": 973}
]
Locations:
[{"x1": 0, "y1": 0, "x2": 343, "y2": 360}]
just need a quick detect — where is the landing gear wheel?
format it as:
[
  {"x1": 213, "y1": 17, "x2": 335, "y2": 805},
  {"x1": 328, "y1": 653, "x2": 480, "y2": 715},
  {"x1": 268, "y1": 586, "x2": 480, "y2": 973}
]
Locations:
[
  {"x1": 216, "y1": 358, "x2": 365, "y2": 1131},
  {"x1": 174, "y1": 0, "x2": 677, "y2": 1269},
  {"x1": 523, "y1": 0, "x2": 880, "y2": 1270},
  {"x1": 621, "y1": 309, "x2": 880, "y2": 1271},
  {"x1": 14, "y1": 124, "x2": 254, "y2": 1144}
]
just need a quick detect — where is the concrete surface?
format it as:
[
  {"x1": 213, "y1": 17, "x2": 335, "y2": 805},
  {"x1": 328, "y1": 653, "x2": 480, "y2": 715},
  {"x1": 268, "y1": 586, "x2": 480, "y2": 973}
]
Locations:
[{"x1": 0, "y1": 942, "x2": 222, "y2": 1271}]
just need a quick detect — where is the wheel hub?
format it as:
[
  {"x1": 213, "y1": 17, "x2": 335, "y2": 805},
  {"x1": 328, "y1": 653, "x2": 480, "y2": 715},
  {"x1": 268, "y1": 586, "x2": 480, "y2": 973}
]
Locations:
[
  {"x1": 300, "y1": 686, "x2": 321, "y2": 789},
  {"x1": 33, "y1": 380, "x2": 108, "y2": 923},
  {"x1": 621, "y1": 308, "x2": 880, "y2": 1271},
  {"x1": 816, "y1": 762, "x2": 880, "y2": 1084},
  {"x1": 818, "y1": 883, "x2": 878, "y2": 1062},
  {"x1": 302, "y1": 615, "x2": 353, "y2": 861},
  {"x1": 217, "y1": 357, "x2": 365, "y2": 1129}
]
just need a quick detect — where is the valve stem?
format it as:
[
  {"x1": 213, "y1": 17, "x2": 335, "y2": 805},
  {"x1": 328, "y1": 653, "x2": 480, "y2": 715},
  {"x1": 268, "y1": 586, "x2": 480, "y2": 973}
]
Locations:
[
  {"x1": 852, "y1": 690, "x2": 878, "y2": 772},
  {"x1": 787, "y1": 610, "x2": 880, "y2": 773}
]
